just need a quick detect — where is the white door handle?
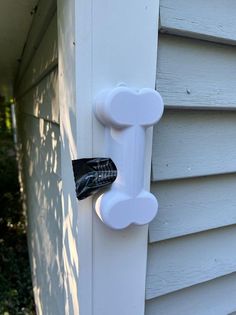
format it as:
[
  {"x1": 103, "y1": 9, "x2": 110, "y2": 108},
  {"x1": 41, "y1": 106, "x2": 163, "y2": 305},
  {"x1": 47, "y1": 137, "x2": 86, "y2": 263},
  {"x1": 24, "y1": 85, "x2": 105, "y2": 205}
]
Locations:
[{"x1": 94, "y1": 86, "x2": 164, "y2": 229}]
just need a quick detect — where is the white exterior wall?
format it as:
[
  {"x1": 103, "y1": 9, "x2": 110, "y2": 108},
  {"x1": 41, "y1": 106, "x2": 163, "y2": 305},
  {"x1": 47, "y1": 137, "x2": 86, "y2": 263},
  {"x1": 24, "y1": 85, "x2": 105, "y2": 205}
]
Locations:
[
  {"x1": 16, "y1": 0, "x2": 161, "y2": 314},
  {"x1": 146, "y1": 0, "x2": 236, "y2": 314},
  {"x1": 14, "y1": 0, "x2": 236, "y2": 314},
  {"x1": 15, "y1": 1, "x2": 63, "y2": 314}
]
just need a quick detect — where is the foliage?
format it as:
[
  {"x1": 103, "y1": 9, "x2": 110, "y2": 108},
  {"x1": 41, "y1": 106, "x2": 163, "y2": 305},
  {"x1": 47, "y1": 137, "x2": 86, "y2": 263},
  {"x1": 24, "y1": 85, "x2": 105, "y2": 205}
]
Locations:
[{"x1": 0, "y1": 99, "x2": 35, "y2": 315}]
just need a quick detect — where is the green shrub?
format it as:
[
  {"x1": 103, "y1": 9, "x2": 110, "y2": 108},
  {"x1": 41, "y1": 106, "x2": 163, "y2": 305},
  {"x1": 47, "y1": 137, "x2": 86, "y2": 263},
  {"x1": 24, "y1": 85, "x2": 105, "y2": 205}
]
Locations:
[{"x1": 0, "y1": 101, "x2": 35, "y2": 314}]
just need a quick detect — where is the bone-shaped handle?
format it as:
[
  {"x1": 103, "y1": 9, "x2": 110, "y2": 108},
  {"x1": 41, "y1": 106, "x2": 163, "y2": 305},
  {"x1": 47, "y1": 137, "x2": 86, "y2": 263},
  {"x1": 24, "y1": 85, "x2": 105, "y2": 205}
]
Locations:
[{"x1": 94, "y1": 86, "x2": 164, "y2": 229}]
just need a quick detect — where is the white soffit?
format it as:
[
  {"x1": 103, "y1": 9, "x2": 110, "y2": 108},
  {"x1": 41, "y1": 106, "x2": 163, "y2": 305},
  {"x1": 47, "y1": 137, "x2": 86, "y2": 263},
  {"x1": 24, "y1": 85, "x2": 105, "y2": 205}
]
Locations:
[{"x1": 0, "y1": 0, "x2": 37, "y2": 101}]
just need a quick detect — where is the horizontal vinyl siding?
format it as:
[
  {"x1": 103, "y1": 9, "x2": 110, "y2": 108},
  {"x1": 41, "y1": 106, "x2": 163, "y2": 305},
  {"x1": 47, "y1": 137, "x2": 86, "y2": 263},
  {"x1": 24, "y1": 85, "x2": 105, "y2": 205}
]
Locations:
[
  {"x1": 17, "y1": 112, "x2": 62, "y2": 314},
  {"x1": 19, "y1": 113, "x2": 61, "y2": 179},
  {"x1": 147, "y1": 1, "x2": 236, "y2": 314},
  {"x1": 17, "y1": 113, "x2": 61, "y2": 218},
  {"x1": 152, "y1": 109, "x2": 236, "y2": 181},
  {"x1": 156, "y1": 35, "x2": 236, "y2": 109},
  {"x1": 15, "y1": 1, "x2": 63, "y2": 314},
  {"x1": 15, "y1": 0, "x2": 57, "y2": 84},
  {"x1": 145, "y1": 273, "x2": 236, "y2": 315},
  {"x1": 159, "y1": 0, "x2": 236, "y2": 45},
  {"x1": 149, "y1": 174, "x2": 236, "y2": 242},
  {"x1": 146, "y1": 226, "x2": 236, "y2": 299},
  {"x1": 19, "y1": 69, "x2": 59, "y2": 124},
  {"x1": 17, "y1": 12, "x2": 58, "y2": 98}
]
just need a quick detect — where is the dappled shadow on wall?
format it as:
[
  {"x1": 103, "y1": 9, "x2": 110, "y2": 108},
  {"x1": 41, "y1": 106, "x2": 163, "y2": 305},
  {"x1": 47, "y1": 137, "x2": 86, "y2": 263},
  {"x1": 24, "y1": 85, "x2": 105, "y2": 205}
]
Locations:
[{"x1": 17, "y1": 109, "x2": 64, "y2": 315}]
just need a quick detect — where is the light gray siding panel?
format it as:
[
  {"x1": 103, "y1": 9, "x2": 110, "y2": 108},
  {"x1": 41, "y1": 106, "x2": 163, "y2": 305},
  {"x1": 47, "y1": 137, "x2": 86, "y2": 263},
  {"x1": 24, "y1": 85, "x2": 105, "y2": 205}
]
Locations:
[
  {"x1": 145, "y1": 273, "x2": 236, "y2": 315},
  {"x1": 149, "y1": 174, "x2": 236, "y2": 242},
  {"x1": 146, "y1": 226, "x2": 236, "y2": 299},
  {"x1": 148, "y1": 2, "x2": 236, "y2": 314},
  {"x1": 15, "y1": 3, "x2": 63, "y2": 312},
  {"x1": 19, "y1": 69, "x2": 59, "y2": 124},
  {"x1": 19, "y1": 113, "x2": 61, "y2": 178},
  {"x1": 157, "y1": 35, "x2": 236, "y2": 109},
  {"x1": 152, "y1": 110, "x2": 236, "y2": 181},
  {"x1": 17, "y1": 112, "x2": 63, "y2": 314},
  {"x1": 18, "y1": 114, "x2": 61, "y2": 211},
  {"x1": 159, "y1": 0, "x2": 236, "y2": 44},
  {"x1": 17, "y1": 13, "x2": 58, "y2": 97},
  {"x1": 15, "y1": 0, "x2": 56, "y2": 85}
]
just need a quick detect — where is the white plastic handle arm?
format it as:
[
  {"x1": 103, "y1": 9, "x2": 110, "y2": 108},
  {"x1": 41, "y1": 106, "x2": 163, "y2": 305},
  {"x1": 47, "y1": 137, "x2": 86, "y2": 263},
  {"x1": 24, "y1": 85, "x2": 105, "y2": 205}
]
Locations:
[{"x1": 94, "y1": 86, "x2": 164, "y2": 229}]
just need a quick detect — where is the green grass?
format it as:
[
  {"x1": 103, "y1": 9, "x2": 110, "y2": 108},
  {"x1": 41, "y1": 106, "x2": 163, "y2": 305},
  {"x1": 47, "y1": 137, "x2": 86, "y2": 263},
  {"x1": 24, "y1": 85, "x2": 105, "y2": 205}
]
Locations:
[{"x1": 0, "y1": 106, "x2": 35, "y2": 314}]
